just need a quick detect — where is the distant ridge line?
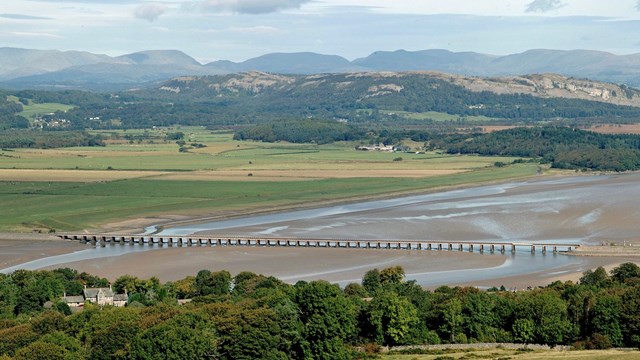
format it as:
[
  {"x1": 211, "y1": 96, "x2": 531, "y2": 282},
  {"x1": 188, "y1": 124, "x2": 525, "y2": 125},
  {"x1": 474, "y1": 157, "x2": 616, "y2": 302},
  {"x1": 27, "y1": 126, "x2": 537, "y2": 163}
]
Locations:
[{"x1": 2, "y1": 48, "x2": 640, "y2": 90}]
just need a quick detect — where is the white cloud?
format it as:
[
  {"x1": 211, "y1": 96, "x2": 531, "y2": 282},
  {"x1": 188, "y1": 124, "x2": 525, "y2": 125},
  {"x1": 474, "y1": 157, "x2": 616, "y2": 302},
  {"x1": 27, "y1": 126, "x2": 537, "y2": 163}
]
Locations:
[
  {"x1": 0, "y1": 13, "x2": 52, "y2": 20},
  {"x1": 197, "y1": 0, "x2": 311, "y2": 14},
  {"x1": 228, "y1": 25, "x2": 281, "y2": 33},
  {"x1": 134, "y1": 3, "x2": 168, "y2": 21},
  {"x1": 0, "y1": 31, "x2": 63, "y2": 38},
  {"x1": 525, "y1": 0, "x2": 566, "y2": 13},
  {"x1": 195, "y1": 25, "x2": 281, "y2": 34},
  {"x1": 26, "y1": 0, "x2": 139, "y2": 3}
]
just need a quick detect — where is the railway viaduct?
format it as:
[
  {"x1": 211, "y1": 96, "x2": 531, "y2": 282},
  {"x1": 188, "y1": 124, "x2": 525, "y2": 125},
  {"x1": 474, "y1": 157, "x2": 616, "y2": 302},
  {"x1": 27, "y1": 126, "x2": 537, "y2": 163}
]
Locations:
[{"x1": 58, "y1": 234, "x2": 579, "y2": 254}]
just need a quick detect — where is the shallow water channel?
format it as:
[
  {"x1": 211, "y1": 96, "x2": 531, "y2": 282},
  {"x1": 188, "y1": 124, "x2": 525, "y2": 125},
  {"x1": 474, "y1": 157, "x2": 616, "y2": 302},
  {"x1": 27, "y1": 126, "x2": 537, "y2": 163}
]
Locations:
[{"x1": 5, "y1": 173, "x2": 639, "y2": 286}]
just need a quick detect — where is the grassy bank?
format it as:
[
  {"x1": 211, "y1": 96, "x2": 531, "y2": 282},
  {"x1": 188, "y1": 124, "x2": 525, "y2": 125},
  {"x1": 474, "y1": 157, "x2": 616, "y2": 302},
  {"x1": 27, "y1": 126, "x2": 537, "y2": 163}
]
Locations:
[{"x1": 0, "y1": 163, "x2": 538, "y2": 232}]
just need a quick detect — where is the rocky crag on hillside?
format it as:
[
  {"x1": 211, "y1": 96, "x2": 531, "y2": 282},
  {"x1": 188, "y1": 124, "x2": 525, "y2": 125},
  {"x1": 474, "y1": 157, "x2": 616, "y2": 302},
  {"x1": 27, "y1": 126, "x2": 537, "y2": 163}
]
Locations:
[{"x1": 161, "y1": 71, "x2": 640, "y2": 107}]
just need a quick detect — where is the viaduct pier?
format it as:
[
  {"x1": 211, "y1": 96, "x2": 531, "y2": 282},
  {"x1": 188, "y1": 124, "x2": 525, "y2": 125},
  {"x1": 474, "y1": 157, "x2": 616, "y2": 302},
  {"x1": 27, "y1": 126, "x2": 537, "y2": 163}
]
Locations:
[{"x1": 58, "y1": 234, "x2": 579, "y2": 254}]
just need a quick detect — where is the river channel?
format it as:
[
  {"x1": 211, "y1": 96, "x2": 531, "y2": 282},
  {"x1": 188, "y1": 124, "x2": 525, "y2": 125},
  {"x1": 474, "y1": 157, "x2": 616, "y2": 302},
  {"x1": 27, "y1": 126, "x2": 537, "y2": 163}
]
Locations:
[{"x1": 3, "y1": 173, "x2": 639, "y2": 286}]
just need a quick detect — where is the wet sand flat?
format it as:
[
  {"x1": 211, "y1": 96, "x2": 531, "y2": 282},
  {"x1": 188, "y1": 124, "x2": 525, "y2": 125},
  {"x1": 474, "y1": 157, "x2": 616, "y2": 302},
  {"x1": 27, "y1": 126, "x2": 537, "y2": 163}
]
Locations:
[
  {"x1": 40, "y1": 246, "x2": 507, "y2": 284},
  {"x1": 0, "y1": 234, "x2": 85, "y2": 269},
  {"x1": 186, "y1": 173, "x2": 640, "y2": 246},
  {"x1": 4, "y1": 173, "x2": 640, "y2": 288}
]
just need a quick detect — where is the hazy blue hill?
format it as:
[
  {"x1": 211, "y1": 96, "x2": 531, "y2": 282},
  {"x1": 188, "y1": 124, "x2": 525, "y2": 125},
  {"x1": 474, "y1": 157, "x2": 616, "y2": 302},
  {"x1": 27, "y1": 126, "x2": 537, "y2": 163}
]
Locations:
[
  {"x1": 0, "y1": 48, "x2": 112, "y2": 80},
  {"x1": 352, "y1": 49, "x2": 495, "y2": 74},
  {"x1": 116, "y1": 50, "x2": 202, "y2": 66},
  {"x1": 489, "y1": 50, "x2": 640, "y2": 86},
  {"x1": 489, "y1": 49, "x2": 632, "y2": 74},
  {"x1": 207, "y1": 52, "x2": 366, "y2": 74},
  {"x1": 4, "y1": 47, "x2": 640, "y2": 90},
  {"x1": 351, "y1": 49, "x2": 640, "y2": 84},
  {"x1": 204, "y1": 60, "x2": 243, "y2": 73},
  {"x1": 1, "y1": 63, "x2": 223, "y2": 91}
]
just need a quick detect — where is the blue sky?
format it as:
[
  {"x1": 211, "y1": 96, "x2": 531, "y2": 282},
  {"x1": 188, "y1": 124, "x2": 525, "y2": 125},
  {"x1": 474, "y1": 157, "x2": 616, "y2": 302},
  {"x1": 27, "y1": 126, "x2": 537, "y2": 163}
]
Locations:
[{"x1": 1, "y1": 0, "x2": 640, "y2": 63}]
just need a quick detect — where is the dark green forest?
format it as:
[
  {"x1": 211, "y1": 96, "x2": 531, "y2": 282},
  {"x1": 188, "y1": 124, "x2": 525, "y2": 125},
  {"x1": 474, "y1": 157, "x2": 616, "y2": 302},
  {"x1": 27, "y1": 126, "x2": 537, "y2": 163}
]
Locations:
[
  {"x1": 0, "y1": 100, "x2": 29, "y2": 131},
  {"x1": 430, "y1": 127, "x2": 640, "y2": 171},
  {"x1": 1, "y1": 264, "x2": 640, "y2": 359},
  {"x1": 232, "y1": 119, "x2": 365, "y2": 144},
  {"x1": 0, "y1": 131, "x2": 104, "y2": 149}
]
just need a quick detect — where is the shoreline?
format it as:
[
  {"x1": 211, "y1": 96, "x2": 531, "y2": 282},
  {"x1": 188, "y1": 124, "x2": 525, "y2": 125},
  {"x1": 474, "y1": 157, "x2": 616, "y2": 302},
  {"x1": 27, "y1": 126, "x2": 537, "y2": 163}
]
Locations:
[
  {"x1": 0, "y1": 233, "x2": 87, "y2": 271},
  {"x1": 36, "y1": 247, "x2": 510, "y2": 284}
]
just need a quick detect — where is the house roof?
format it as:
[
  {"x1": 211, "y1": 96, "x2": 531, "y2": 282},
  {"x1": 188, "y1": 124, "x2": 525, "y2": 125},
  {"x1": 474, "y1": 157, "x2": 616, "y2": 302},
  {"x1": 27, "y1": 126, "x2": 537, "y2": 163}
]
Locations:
[
  {"x1": 113, "y1": 294, "x2": 128, "y2": 301},
  {"x1": 63, "y1": 296, "x2": 86, "y2": 304},
  {"x1": 84, "y1": 287, "x2": 114, "y2": 298}
]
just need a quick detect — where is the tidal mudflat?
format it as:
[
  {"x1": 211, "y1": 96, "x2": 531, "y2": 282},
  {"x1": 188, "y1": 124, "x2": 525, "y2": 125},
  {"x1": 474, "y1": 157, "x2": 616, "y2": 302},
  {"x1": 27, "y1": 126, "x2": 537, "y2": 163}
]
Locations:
[{"x1": 3, "y1": 173, "x2": 640, "y2": 287}]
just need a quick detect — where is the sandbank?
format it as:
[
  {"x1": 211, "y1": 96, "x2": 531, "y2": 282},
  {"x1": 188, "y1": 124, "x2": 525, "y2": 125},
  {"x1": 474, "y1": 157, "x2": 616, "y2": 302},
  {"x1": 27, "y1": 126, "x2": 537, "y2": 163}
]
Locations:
[
  {"x1": 0, "y1": 233, "x2": 85, "y2": 270},
  {"x1": 39, "y1": 247, "x2": 507, "y2": 284}
]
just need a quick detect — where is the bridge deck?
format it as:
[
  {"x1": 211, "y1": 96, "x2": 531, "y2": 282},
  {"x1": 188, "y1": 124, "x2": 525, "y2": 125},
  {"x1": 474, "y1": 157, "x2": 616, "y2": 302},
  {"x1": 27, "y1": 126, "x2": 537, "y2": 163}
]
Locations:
[{"x1": 58, "y1": 233, "x2": 580, "y2": 254}]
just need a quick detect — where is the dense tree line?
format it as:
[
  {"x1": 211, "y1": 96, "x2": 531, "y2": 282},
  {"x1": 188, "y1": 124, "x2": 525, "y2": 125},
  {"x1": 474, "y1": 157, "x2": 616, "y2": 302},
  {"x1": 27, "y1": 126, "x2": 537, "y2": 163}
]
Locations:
[
  {"x1": 1, "y1": 263, "x2": 639, "y2": 359},
  {"x1": 233, "y1": 119, "x2": 366, "y2": 144},
  {"x1": 0, "y1": 131, "x2": 105, "y2": 149},
  {"x1": 431, "y1": 126, "x2": 640, "y2": 171},
  {"x1": 233, "y1": 120, "x2": 438, "y2": 145},
  {"x1": 0, "y1": 99, "x2": 29, "y2": 131}
]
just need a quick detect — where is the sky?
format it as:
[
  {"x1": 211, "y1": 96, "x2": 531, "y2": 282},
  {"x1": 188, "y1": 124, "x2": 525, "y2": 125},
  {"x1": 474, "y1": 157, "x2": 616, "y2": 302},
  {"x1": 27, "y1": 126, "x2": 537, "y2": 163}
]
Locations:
[{"x1": 1, "y1": 0, "x2": 640, "y2": 63}]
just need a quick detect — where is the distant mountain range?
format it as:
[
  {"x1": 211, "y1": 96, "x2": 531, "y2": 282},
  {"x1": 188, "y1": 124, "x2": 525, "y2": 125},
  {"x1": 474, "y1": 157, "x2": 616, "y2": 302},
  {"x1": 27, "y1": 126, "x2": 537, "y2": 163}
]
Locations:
[{"x1": 2, "y1": 47, "x2": 640, "y2": 90}]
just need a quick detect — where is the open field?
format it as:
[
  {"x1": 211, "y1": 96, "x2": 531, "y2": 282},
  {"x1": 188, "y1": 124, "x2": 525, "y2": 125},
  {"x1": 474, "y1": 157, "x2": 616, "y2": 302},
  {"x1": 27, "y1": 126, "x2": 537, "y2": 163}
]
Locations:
[
  {"x1": 362, "y1": 109, "x2": 499, "y2": 122},
  {"x1": 0, "y1": 163, "x2": 539, "y2": 232},
  {"x1": 382, "y1": 348, "x2": 640, "y2": 360},
  {"x1": 481, "y1": 125, "x2": 521, "y2": 133},
  {"x1": 587, "y1": 123, "x2": 640, "y2": 134},
  {"x1": 154, "y1": 169, "x2": 466, "y2": 181},
  {"x1": 0, "y1": 169, "x2": 167, "y2": 182},
  {"x1": 0, "y1": 127, "x2": 539, "y2": 232},
  {"x1": 0, "y1": 130, "x2": 517, "y2": 173},
  {"x1": 17, "y1": 102, "x2": 75, "y2": 120}
]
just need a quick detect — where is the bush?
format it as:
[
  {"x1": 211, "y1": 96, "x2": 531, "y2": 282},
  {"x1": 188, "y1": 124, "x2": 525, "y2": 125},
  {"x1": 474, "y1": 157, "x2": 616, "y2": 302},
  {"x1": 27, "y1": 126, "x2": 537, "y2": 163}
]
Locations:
[
  {"x1": 165, "y1": 132, "x2": 184, "y2": 140},
  {"x1": 586, "y1": 333, "x2": 613, "y2": 349},
  {"x1": 425, "y1": 330, "x2": 442, "y2": 345}
]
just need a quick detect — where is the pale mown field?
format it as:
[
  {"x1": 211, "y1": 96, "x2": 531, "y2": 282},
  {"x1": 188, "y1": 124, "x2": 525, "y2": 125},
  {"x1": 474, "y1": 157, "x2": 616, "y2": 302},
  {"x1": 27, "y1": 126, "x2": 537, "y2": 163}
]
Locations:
[{"x1": 587, "y1": 124, "x2": 640, "y2": 134}]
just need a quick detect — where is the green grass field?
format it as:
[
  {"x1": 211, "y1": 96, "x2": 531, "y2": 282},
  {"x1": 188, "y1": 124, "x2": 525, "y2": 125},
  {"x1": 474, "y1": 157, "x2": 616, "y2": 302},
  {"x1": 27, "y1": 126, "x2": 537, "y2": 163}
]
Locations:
[
  {"x1": 0, "y1": 127, "x2": 540, "y2": 232},
  {"x1": 15, "y1": 101, "x2": 75, "y2": 121},
  {"x1": 0, "y1": 164, "x2": 538, "y2": 232},
  {"x1": 357, "y1": 109, "x2": 497, "y2": 122},
  {"x1": 388, "y1": 110, "x2": 497, "y2": 122},
  {"x1": 0, "y1": 129, "x2": 516, "y2": 172}
]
